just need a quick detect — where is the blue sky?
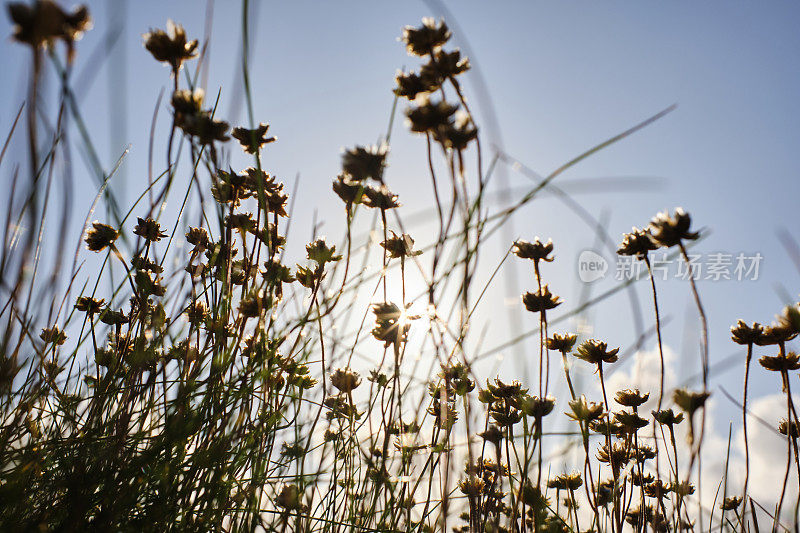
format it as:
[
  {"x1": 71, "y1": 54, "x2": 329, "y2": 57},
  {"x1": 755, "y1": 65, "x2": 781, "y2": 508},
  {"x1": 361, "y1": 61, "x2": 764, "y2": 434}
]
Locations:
[{"x1": 2, "y1": 1, "x2": 800, "y2": 431}]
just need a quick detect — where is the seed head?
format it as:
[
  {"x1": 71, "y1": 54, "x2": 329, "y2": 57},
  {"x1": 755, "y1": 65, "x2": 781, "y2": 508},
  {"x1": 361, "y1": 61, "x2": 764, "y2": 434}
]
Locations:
[
  {"x1": 85, "y1": 222, "x2": 118, "y2": 252},
  {"x1": 672, "y1": 388, "x2": 709, "y2": 416},
  {"x1": 332, "y1": 175, "x2": 364, "y2": 207},
  {"x1": 758, "y1": 351, "x2": 800, "y2": 372},
  {"x1": 574, "y1": 339, "x2": 619, "y2": 365},
  {"x1": 143, "y1": 20, "x2": 197, "y2": 73},
  {"x1": 133, "y1": 217, "x2": 167, "y2": 243},
  {"x1": 648, "y1": 208, "x2": 699, "y2": 248},
  {"x1": 341, "y1": 144, "x2": 387, "y2": 182},
  {"x1": 381, "y1": 231, "x2": 422, "y2": 259},
  {"x1": 617, "y1": 227, "x2": 657, "y2": 258},
  {"x1": 363, "y1": 184, "x2": 400, "y2": 210},
  {"x1": 8, "y1": 1, "x2": 91, "y2": 61},
  {"x1": 547, "y1": 333, "x2": 577, "y2": 353},
  {"x1": 567, "y1": 395, "x2": 604, "y2": 423},
  {"x1": 755, "y1": 324, "x2": 797, "y2": 346},
  {"x1": 730, "y1": 320, "x2": 763, "y2": 345},
  {"x1": 652, "y1": 408, "x2": 684, "y2": 426},
  {"x1": 522, "y1": 285, "x2": 562, "y2": 313},
  {"x1": 40, "y1": 326, "x2": 66, "y2": 346},
  {"x1": 512, "y1": 238, "x2": 554, "y2": 263},
  {"x1": 401, "y1": 18, "x2": 450, "y2": 57},
  {"x1": 75, "y1": 296, "x2": 104, "y2": 315},
  {"x1": 231, "y1": 123, "x2": 275, "y2": 154},
  {"x1": 405, "y1": 98, "x2": 457, "y2": 134},
  {"x1": 778, "y1": 418, "x2": 799, "y2": 439},
  {"x1": 613, "y1": 410, "x2": 649, "y2": 433},
  {"x1": 331, "y1": 368, "x2": 361, "y2": 394},
  {"x1": 615, "y1": 388, "x2": 650, "y2": 408}
]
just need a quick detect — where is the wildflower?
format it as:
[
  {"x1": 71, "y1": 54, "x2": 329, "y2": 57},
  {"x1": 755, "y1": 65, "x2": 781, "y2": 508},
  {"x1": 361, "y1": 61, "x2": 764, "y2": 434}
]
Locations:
[
  {"x1": 590, "y1": 419, "x2": 624, "y2": 437},
  {"x1": 458, "y1": 475, "x2": 485, "y2": 497},
  {"x1": 522, "y1": 285, "x2": 562, "y2": 313},
  {"x1": 669, "y1": 481, "x2": 695, "y2": 497},
  {"x1": 371, "y1": 302, "x2": 412, "y2": 348},
  {"x1": 574, "y1": 339, "x2": 619, "y2": 365},
  {"x1": 721, "y1": 496, "x2": 742, "y2": 511},
  {"x1": 547, "y1": 332, "x2": 577, "y2": 353},
  {"x1": 231, "y1": 122, "x2": 275, "y2": 154},
  {"x1": 486, "y1": 378, "x2": 525, "y2": 401},
  {"x1": 617, "y1": 227, "x2": 657, "y2": 258},
  {"x1": 405, "y1": 98, "x2": 457, "y2": 134},
  {"x1": 143, "y1": 20, "x2": 197, "y2": 74},
  {"x1": 276, "y1": 484, "x2": 306, "y2": 512},
  {"x1": 40, "y1": 326, "x2": 66, "y2": 346},
  {"x1": 421, "y1": 49, "x2": 470, "y2": 84},
  {"x1": 331, "y1": 368, "x2": 361, "y2": 393},
  {"x1": 778, "y1": 418, "x2": 799, "y2": 439},
  {"x1": 99, "y1": 307, "x2": 127, "y2": 326},
  {"x1": 394, "y1": 70, "x2": 435, "y2": 100},
  {"x1": 613, "y1": 410, "x2": 649, "y2": 433},
  {"x1": 171, "y1": 88, "x2": 204, "y2": 117},
  {"x1": 8, "y1": 0, "x2": 91, "y2": 61},
  {"x1": 489, "y1": 405, "x2": 521, "y2": 427},
  {"x1": 521, "y1": 395, "x2": 555, "y2": 418},
  {"x1": 85, "y1": 222, "x2": 118, "y2": 252},
  {"x1": 755, "y1": 324, "x2": 797, "y2": 346},
  {"x1": 631, "y1": 472, "x2": 654, "y2": 486},
  {"x1": 185, "y1": 227, "x2": 210, "y2": 251},
  {"x1": 778, "y1": 303, "x2": 800, "y2": 334},
  {"x1": 341, "y1": 144, "x2": 387, "y2": 182},
  {"x1": 648, "y1": 208, "x2": 699, "y2": 248},
  {"x1": 595, "y1": 480, "x2": 614, "y2": 507},
  {"x1": 596, "y1": 443, "x2": 630, "y2": 467},
  {"x1": 730, "y1": 320, "x2": 763, "y2": 345},
  {"x1": 479, "y1": 424, "x2": 503, "y2": 445},
  {"x1": 177, "y1": 110, "x2": 229, "y2": 145},
  {"x1": 429, "y1": 399, "x2": 459, "y2": 429},
  {"x1": 295, "y1": 265, "x2": 318, "y2": 289},
  {"x1": 133, "y1": 217, "x2": 167, "y2": 243},
  {"x1": 238, "y1": 291, "x2": 269, "y2": 318},
  {"x1": 306, "y1": 239, "x2": 342, "y2": 269},
  {"x1": 332, "y1": 175, "x2": 364, "y2": 207},
  {"x1": 758, "y1": 351, "x2": 800, "y2": 372},
  {"x1": 363, "y1": 184, "x2": 400, "y2": 210},
  {"x1": 645, "y1": 480, "x2": 669, "y2": 500},
  {"x1": 635, "y1": 445, "x2": 656, "y2": 461},
  {"x1": 131, "y1": 255, "x2": 163, "y2": 274},
  {"x1": 567, "y1": 396, "x2": 604, "y2": 423},
  {"x1": 615, "y1": 388, "x2": 650, "y2": 408},
  {"x1": 652, "y1": 408, "x2": 684, "y2": 426},
  {"x1": 401, "y1": 18, "x2": 450, "y2": 57},
  {"x1": 625, "y1": 505, "x2": 654, "y2": 527},
  {"x1": 512, "y1": 238, "x2": 554, "y2": 262},
  {"x1": 253, "y1": 224, "x2": 285, "y2": 249},
  {"x1": 135, "y1": 270, "x2": 166, "y2": 298},
  {"x1": 547, "y1": 473, "x2": 582, "y2": 491},
  {"x1": 75, "y1": 296, "x2": 104, "y2": 315},
  {"x1": 672, "y1": 388, "x2": 709, "y2": 416},
  {"x1": 433, "y1": 112, "x2": 477, "y2": 151},
  {"x1": 381, "y1": 231, "x2": 422, "y2": 259},
  {"x1": 226, "y1": 213, "x2": 256, "y2": 233}
]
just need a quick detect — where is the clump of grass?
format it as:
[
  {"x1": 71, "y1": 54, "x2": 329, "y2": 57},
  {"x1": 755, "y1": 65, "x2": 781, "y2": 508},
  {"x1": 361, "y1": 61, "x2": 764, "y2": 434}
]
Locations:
[{"x1": 1, "y1": 3, "x2": 799, "y2": 532}]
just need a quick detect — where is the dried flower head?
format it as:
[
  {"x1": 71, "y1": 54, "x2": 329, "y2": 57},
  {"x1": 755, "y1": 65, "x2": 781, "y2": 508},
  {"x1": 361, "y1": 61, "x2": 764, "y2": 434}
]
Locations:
[
  {"x1": 546, "y1": 333, "x2": 577, "y2": 353},
  {"x1": 306, "y1": 238, "x2": 342, "y2": 269},
  {"x1": 652, "y1": 408, "x2": 684, "y2": 426},
  {"x1": 758, "y1": 351, "x2": 800, "y2": 372},
  {"x1": 613, "y1": 410, "x2": 649, "y2": 433},
  {"x1": 721, "y1": 496, "x2": 742, "y2": 511},
  {"x1": 596, "y1": 443, "x2": 630, "y2": 467},
  {"x1": 40, "y1": 326, "x2": 66, "y2": 346},
  {"x1": 405, "y1": 98, "x2": 457, "y2": 134},
  {"x1": 331, "y1": 368, "x2": 361, "y2": 394},
  {"x1": 143, "y1": 20, "x2": 197, "y2": 74},
  {"x1": 574, "y1": 339, "x2": 619, "y2": 365},
  {"x1": 479, "y1": 424, "x2": 503, "y2": 445},
  {"x1": 381, "y1": 231, "x2": 422, "y2": 259},
  {"x1": 755, "y1": 324, "x2": 797, "y2": 346},
  {"x1": 730, "y1": 320, "x2": 763, "y2": 345},
  {"x1": 133, "y1": 217, "x2": 167, "y2": 243},
  {"x1": 567, "y1": 396, "x2": 604, "y2": 423},
  {"x1": 512, "y1": 238, "x2": 554, "y2": 263},
  {"x1": 394, "y1": 70, "x2": 435, "y2": 100},
  {"x1": 617, "y1": 227, "x2": 657, "y2": 258},
  {"x1": 615, "y1": 388, "x2": 650, "y2": 408},
  {"x1": 521, "y1": 395, "x2": 555, "y2": 418},
  {"x1": 778, "y1": 303, "x2": 800, "y2": 334},
  {"x1": 548, "y1": 472, "x2": 582, "y2": 491},
  {"x1": 85, "y1": 222, "x2": 118, "y2": 252},
  {"x1": 8, "y1": 0, "x2": 91, "y2": 61},
  {"x1": 422, "y1": 49, "x2": 470, "y2": 84},
  {"x1": 276, "y1": 484, "x2": 306, "y2": 512},
  {"x1": 522, "y1": 285, "x2": 562, "y2": 313},
  {"x1": 185, "y1": 227, "x2": 210, "y2": 251},
  {"x1": 433, "y1": 111, "x2": 477, "y2": 151},
  {"x1": 231, "y1": 123, "x2": 275, "y2": 154},
  {"x1": 75, "y1": 296, "x2": 104, "y2": 315},
  {"x1": 341, "y1": 144, "x2": 387, "y2": 182},
  {"x1": 363, "y1": 184, "x2": 400, "y2": 210},
  {"x1": 401, "y1": 18, "x2": 450, "y2": 57},
  {"x1": 332, "y1": 175, "x2": 365, "y2": 207},
  {"x1": 371, "y1": 302, "x2": 413, "y2": 348},
  {"x1": 648, "y1": 208, "x2": 699, "y2": 248},
  {"x1": 672, "y1": 388, "x2": 709, "y2": 416}
]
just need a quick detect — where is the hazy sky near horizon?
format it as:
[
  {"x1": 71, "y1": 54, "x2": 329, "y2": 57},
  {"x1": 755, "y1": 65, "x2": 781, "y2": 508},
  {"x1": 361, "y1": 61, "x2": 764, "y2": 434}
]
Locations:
[{"x1": 1, "y1": 1, "x2": 800, "y2": 432}]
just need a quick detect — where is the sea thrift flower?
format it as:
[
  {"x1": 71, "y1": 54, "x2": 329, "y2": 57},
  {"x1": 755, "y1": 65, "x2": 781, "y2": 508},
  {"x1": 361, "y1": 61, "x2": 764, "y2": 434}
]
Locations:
[
  {"x1": 231, "y1": 123, "x2": 275, "y2": 154},
  {"x1": 85, "y1": 222, "x2": 118, "y2": 252},
  {"x1": 617, "y1": 227, "x2": 657, "y2": 258},
  {"x1": 522, "y1": 285, "x2": 561, "y2": 313},
  {"x1": 648, "y1": 208, "x2": 699, "y2": 248},
  {"x1": 143, "y1": 20, "x2": 197, "y2": 74},
  {"x1": 401, "y1": 18, "x2": 450, "y2": 57}
]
